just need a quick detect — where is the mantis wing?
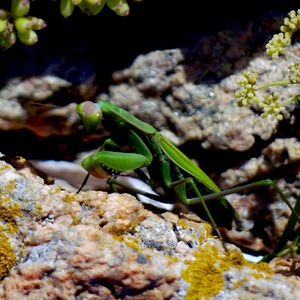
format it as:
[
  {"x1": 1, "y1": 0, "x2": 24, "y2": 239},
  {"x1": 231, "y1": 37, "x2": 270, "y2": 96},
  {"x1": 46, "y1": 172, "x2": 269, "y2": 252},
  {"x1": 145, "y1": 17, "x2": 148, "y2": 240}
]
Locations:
[{"x1": 157, "y1": 134, "x2": 239, "y2": 228}]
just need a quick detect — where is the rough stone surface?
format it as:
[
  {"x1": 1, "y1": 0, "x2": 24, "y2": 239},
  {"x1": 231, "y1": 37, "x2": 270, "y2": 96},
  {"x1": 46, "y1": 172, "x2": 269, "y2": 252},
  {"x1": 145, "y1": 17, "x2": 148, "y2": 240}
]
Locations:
[
  {"x1": 1, "y1": 155, "x2": 300, "y2": 299},
  {"x1": 1, "y1": 4, "x2": 300, "y2": 298},
  {"x1": 2, "y1": 41, "x2": 300, "y2": 260}
]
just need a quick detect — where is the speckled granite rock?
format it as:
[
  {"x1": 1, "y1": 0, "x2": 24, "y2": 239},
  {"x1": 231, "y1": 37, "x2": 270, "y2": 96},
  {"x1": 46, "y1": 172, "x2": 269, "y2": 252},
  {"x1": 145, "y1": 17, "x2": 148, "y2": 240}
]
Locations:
[{"x1": 1, "y1": 154, "x2": 300, "y2": 299}]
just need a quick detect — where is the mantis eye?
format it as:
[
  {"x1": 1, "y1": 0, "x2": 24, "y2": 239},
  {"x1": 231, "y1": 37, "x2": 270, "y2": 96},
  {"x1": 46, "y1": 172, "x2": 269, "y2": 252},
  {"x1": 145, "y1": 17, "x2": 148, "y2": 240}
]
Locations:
[{"x1": 77, "y1": 101, "x2": 103, "y2": 132}]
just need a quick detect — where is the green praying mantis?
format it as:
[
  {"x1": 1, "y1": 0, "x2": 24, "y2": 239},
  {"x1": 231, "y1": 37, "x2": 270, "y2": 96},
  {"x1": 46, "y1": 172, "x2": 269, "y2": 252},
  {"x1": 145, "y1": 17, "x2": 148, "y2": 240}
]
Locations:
[{"x1": 76, "y1": 100, "x2": 300, "y2": 258}]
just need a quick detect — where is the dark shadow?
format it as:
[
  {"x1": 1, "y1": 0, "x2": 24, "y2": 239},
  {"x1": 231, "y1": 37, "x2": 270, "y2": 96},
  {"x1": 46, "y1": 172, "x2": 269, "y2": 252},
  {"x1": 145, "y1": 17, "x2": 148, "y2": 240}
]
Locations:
[{"x1": 0, "y1": 1, "x2": 298, "y2": 92}]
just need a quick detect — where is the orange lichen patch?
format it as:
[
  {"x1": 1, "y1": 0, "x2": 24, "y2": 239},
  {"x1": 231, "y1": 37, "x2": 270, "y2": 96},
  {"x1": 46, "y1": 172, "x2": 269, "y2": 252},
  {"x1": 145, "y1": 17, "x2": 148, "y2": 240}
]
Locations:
[
  {"x1": 0, "y1": 225, "x2": 17, "y2": 281},
  {"x1": 181, "y1": 243, "x2": 273, "y2": 300}
]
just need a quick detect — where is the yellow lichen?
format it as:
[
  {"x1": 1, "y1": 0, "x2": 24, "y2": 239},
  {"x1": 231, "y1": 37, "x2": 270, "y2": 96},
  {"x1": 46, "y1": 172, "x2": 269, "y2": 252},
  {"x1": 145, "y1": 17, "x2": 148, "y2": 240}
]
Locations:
[
  {"x1": 113, "y1": 235, "x2": 152, "y2": 257},
  {"x1": 116, "y1": 212, "x2": 127, "y2": 220},
  {"x1": 0, "y1": 180, "x2": 23, "y2": 280},
  {"x1": 204, "y1": 223, "x2": 214, "y2": 237},
  {"x1": 0, "y1": 201, "x2": 22, "y2": 234},
  {"x1": 107, "y1": 220, "x2": 136, "y2": 235},
  {"x1": 62, "y1": 194, "x2": 76, "y2": 203},
  {"x1": 34, "y1": 203, "x2": 42, "y2": 213},
  {"x1": 123, "y1": 238, "x2": 141, "y2": 252},
  {"x1": 178, "y1": 219, "x2": 188, "y2": 229},
  {"x1": 165, "y1": 252, "x2": 179, "y2": 262},
  {"x1": 0, "y1": 180, "x2": 16, "y2": 193},
  {"x1": 113, "y1": 235, "x2": 142, "y2": 253},
  {"x1": 181, "y1": 243, "x2": 273, "y2": 300},
  {"x1": 0, "y1": 180, "x2": 22, "y2": 234},
  {"x1": 243, "y1": 259, "x2": 273, "y2": 278},
  {"x1": 71, "y1": 215, "x2": 82, "y2": 225},
  {"x1": 0, "y1": 225, "x2": 17, "y2": 281},
  {"x1": 0, "y1": 164, "x2": 11, "y2": 172},
  {"x1": 53, "y1": 187, "x2": 62, "y2": 194}
]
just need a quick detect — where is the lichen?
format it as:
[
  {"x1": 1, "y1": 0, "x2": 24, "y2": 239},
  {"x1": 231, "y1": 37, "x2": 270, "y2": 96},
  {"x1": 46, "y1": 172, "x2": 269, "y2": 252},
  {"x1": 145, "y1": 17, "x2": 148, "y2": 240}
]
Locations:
[
  {"x1": 181, "y1": 243, "x2": 273, "y2": 300},
  {"x1": 0, "y1": 200, "x2": 22, "y2": 234},
  {"x1": 0, "y1": 225, "x2": 17, "y2": 281},
  {"x1": 106, "y1": 212, "x2": 137, "y2": 235},
  {"x1": 71, "y1": 215, "x2": 82, "y2": 225},
  {"x1": 121, "y1": 237, "x2": 141, "y2": 252},
  {"x1": 62, "y1": 193, "x2": 76, "y2": 203},
  {"x1": 0, "y1": 179, "x2": 23, "y2": 280},
  {"x1": 178, "y1": 219, "x2": 188, "y2": 229}
]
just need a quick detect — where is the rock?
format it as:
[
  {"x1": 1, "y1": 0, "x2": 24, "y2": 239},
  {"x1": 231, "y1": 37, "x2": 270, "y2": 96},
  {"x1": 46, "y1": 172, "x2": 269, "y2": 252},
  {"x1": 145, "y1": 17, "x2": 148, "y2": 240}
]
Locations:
[
  {"x1": 0, "y1": 76, "x2": 79, "y2": 138},
  {"x1": 1, "y1": 154, "x2": 300, "y2": 299},
  {"x1": 0, "y1": 154, "x2": 180, "y2": 299}
]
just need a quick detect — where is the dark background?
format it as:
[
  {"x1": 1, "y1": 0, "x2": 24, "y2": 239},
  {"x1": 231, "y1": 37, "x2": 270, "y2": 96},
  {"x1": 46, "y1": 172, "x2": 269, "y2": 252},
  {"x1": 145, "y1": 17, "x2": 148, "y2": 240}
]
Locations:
[
  {"x1": 0, "y1": 1, "x2": 298, "y2": 89},
  {"x1": 0, "y1": 1, "x2": 298, "y2": 160}
]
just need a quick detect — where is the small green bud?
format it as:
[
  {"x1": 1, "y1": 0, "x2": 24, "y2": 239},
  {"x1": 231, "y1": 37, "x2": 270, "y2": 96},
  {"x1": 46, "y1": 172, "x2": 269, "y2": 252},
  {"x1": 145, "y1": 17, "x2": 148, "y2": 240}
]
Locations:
[
  {"x1": 1, "y1": 30, "x2": 16, "y2": 49},
  {"x1": 60, "y1": 0, "x2": 75, "y2": 18},
  {"x1": 78, "y1": 0, "x2": 106, "y2": 16},
  {"x1": 2, "y1": 22, "x2": 14, "y2": 37},
  {"x1": 17, "y1": 29, "x2": 38, "y2": 45},
  {"x1": 0, "y1": 9, "x2": 10, "y2": 20},
  {"x1": 11, "y1": 0, "x2": 30, "y2": 17},
  {"x1": 0, "y1": 19, "x2": 7, "y2": 34},
  {"x1": 27, "y1": 16, "x2": 47, "y2": 30},
  {"x1": 14, "y1": 17, "x2": 32, "y2": 33},
  {"x1": 85, "y1": 0, "x2": 103, "y2": 4},
  {"x1": 237, "y1": 100, "x2": 244, "y2": 107},
  {"x1": 106, "y1": 0, "x2": 129, "y2": 16}
]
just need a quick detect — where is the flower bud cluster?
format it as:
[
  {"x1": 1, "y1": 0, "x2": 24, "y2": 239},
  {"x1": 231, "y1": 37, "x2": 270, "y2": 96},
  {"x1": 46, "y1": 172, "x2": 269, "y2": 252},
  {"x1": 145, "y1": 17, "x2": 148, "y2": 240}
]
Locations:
[
  {"x1": 259, "y1": 92, "x2": 285, "y2": 121},
  {"x1": 266, "y1": 10, "x2": 300, "y2": 59},
  {"x1": 60, "y1": 0, "x2": 130, "y2": 18},
  {"x1": 235, "y1": 9, "x2": 300, "y2": 122},
  {"x1": 1, "y1": 0, "x2": 142, "y2": 49},
  {"x1": 235, "y1": 71, "x2": 259, "y2": 107},
  {"x1": 288, "y1": 61, "x2": 300, "y2": 84},
  {"x1": 235, "y1": 72, "x2": 288, "y2": 121},
  {"x1": 0, "y1": 0, "x2": 46, "y2": 49}
]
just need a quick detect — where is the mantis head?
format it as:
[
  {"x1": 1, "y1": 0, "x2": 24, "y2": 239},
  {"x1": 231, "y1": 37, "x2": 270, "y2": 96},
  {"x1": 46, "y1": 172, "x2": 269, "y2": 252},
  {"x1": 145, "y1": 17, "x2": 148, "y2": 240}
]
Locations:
[{"x1": 77, "y1": 101, "x2": 103, "y2": 132}]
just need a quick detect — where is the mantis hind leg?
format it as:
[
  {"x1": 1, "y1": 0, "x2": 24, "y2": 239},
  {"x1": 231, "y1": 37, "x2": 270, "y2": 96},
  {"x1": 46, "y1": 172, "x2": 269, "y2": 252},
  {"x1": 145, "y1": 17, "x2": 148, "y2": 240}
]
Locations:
[
  {"x1": 192, "y1": 179, "x2": 299, "y2": 221},
  {"x1": 159, "y1": 159, "x2": 229, "y2": 249}
]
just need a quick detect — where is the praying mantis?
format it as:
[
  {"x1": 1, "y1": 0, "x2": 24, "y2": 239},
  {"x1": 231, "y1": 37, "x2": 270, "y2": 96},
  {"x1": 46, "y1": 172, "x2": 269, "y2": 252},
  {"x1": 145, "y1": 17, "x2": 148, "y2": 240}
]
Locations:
[{"x1": 76, "y1": 100, "x2": 300, "y2": 257}]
